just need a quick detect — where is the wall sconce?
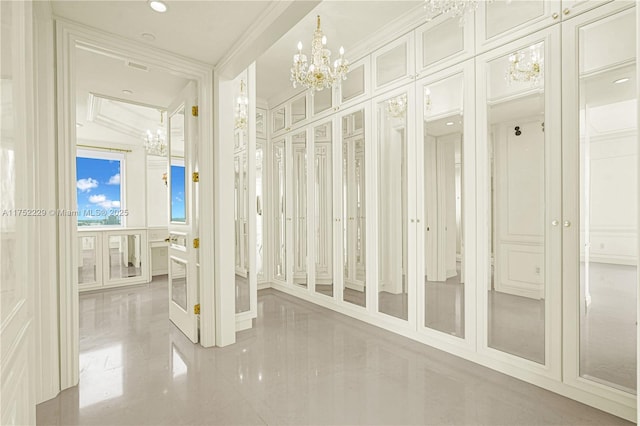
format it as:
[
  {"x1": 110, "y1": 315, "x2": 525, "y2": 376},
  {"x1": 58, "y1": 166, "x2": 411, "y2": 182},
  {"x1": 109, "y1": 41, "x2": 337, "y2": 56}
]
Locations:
[{"x1": 162, "y1": 172, "x2": 167, "y2": 187}]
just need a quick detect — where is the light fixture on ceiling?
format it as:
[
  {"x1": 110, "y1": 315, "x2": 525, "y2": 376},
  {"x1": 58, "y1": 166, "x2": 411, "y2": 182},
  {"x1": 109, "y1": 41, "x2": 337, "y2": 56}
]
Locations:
[
  {"x1": 424, "y1": 0, "x2": 480, "y2": 24},
  {"x1": 386, "y1": 94, "x2": 408, "y2": 119},
  {"x1": 506, "y1": 43, "x2": 543, "y2": 85},
  {"x1": 613, "y1": 77, "x2": 630, "y2": 84},
  {"x1": 149, "y1": 0, "x2": 167, "y2": 13},
  {"x1": 144, "y1": 110, "x2": 167, "y2": 157},
  {"x1": 234, "y1": 80, "x2": 249, "y2": 130},
  {"x1": 290, "y1": 15, "x2": 349, "y2": 93}
]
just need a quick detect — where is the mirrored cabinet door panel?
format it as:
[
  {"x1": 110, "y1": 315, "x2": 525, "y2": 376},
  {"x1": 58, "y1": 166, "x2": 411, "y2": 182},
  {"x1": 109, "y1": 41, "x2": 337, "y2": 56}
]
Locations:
[
  {"x1": 292, "y1": 131, "x2": 308, "y2": 287},
  {"x1": 256, "y1": 108, "x2": 267, "y2": 138},
  {"x1": 421, "y1": 73, "x2": 465, "y2": 337},
  {"x1": 373, "y1": 35, "x2": 412, "y2": 91},
  {"x1": 272, "y1": 106, "x2": 286, "y2": 134},
  {"x1": 483, "y1": 38, "x2": 553, "y2": 365},
  {"x1": 78, "y1": 235, "x2": 99, "y2": 285},
  {"x1": 377, "y1": 91, "x2": 410, "y2": 321},
  {"x1": 567, "y1": 4, "x2": 637, "y2": 394},
  {"x1": 256, "y1": 141, "x2": 265, "y2": 281},
  {"x1": 170, "y1": 258, "x2": 188, "y2": 311},
  {"x1": 291, "y1": 95, "x2": 307, "y2": 125},
  {"x1": 340, "y1": 62, "x2": 367, "y2": 104},
  {"x1": 313, "y1": 88, "x2": 333, "y2": 116},
  {"x1": 273, "y1": 140, "x2": 287, "y2": 281},
  {"x1": 477, "y1": 1, "x2": 559, "y2": 53},
  {"x1": 314, "y1": 122, "x2": 334, "y2": 297},
  {"x1": 342, "y1": 109, "x2": 367, "y2": 307},
  {"x1": 108, "y1": 234, "x2": 143, "y2": 280}
]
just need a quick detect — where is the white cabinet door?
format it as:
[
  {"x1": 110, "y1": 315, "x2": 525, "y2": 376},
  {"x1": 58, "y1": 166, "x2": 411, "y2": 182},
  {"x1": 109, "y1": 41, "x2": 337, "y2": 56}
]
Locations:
[
  {"x1": 372, "y1": 33, "x2": 415, "y2": 95},
  {"x1": 476, "y1": 25, "x2": 562, "y2": 377},
  {"x1": 561, "y1": 0, "x2": 637, "y2": 409},
  {"x1": 476, "y1": 0, "x2": 561, "y2": 53}
]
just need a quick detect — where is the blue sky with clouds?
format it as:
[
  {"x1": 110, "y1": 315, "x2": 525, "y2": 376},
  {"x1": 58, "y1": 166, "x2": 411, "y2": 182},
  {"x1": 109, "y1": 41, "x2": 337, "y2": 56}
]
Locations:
[
  {"x1": 76, "y1": 157, "x2": 121, "y2": 220},
  {"x1": 171, "y1": 164, "x2": 185, "y2": 221}
]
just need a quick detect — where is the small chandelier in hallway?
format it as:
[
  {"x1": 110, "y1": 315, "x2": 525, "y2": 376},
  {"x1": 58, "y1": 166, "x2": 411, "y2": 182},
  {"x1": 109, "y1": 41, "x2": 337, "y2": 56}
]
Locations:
[
  {"x1": 144, "y1": 110, "x2": 167, "y2": 156},
  {"x1": 290, "y1": 15, "x2": 349, "y2": 92},
  {"x1": 234, "y1": 79, "x2": 249, "y2": 130},
  {"x1": 424, "y1": 0, "x2": 480, "y2": 24}
]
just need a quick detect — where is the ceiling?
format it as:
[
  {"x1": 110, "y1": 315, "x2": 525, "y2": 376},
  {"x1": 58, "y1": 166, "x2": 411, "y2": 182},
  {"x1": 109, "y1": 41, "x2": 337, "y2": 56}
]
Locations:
[
  {"x1": 256, "y1": 1, "x2": 423, "y2": 103},
  {"x1": 51, "y1": 0, "x2": 275, "y2": 65}
]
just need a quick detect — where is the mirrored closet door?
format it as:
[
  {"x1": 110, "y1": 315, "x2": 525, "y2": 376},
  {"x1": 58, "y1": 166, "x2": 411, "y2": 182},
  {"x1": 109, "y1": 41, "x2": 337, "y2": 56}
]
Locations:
[
  {"x1": 313, "y1": 121, "x2": 334, "y2": 298},
  {"x1": 476, "y1": 26, "x2": 562, "y2": 373},
  {"x1": 416, "y1": 61, "x2": 474, "y2": 341},
  {"x1": 340, "y1": 108, "x2": 367, "y2": 308},
  {"x1": 374, "y1": 88, "x2": 415, "y2": 322},
  {"x1": 562, "y1": 2, "x2": 637, "y2": 399}
]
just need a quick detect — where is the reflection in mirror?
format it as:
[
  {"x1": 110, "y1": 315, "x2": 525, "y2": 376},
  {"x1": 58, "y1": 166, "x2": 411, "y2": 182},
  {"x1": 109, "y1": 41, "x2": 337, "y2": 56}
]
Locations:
[
  {"x1": 273, "y1": 140, "x2": 287, "y2": 281},
  {"x1": 78, "y1": 235, "x2": 97, "y2": 284},
  {"x1": 108, "y1": 234, "x2": 142, "y2": 279},
  {"x1": 378, "y1": 93, "x2": 408, "y2": 320},
  {"x1": 256, "y1": 110, "x2": 265, "y2": 137},
  {"x1": 343, "y1": 109, "x2": 366, "y2": 307},
  {"x1": 313, "y1": 88, "x2": 332, "y2": 115},
  {"x1": 487, "y1": 42, "x2": 546, "y2": 364},
  {"x1": 234, "y1": 132, "x2": 250, "y2": 313},
  {"x1": 314, "y1": 122, "x2": 333, "y2": 297},
  {"x1": 376, "y1": 42, "x2": 407, "y2": 87},
  {"x1": 291, "y1": 96, "x2": 307, "y2": 124},
  {"x1": 423, "y1": 74, "x2": 465, "y2": 337},
  {"x1": 171, "y1": 258, "x2": 187, "y2": 310},
  {"x1": 273, "y1": 107, "x2": 286, "y2": 132},
  {"x1": 578, "y1": 9, "x2": 637, "y2": 393},
  {"x1": 293, "y1": 131, "x2": 307, "y2": 287},
  {"x1": 341, "y1": 64, "x2": 365, "y2": 103},
  {"x1": 170, "y1": 106, "x2": 186, "y2": 223},
  {"x1": 256, "y1": 141, "x2": 264, "y2": 281}
]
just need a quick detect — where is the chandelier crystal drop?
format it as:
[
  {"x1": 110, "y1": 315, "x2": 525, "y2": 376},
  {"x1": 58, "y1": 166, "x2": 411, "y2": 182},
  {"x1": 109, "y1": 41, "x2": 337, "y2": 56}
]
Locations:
[
  {"x1": 144, "y1": 110, "x2": 167, "y2": 157},
  {"x1": 234, "y1": 79, "x2": 249, "y2": 130},
  {"x1": 386, "y1": 94, "x2": 408, "y2": 119},
  {"x1": 290, "y1": 15, "x2": 349, "y2": 93},
  {"x1": 424, "y1": 0, "x2": 479, "y2": 24},
  {"x1": 506, "y1": 44, "x2": 544, "y2": 85}
]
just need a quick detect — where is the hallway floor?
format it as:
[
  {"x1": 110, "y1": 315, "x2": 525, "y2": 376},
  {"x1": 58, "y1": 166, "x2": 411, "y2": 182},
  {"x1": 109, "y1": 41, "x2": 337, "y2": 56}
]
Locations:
[{"x1": 37, "y1": 277, "x2": 632, "y2": 426}]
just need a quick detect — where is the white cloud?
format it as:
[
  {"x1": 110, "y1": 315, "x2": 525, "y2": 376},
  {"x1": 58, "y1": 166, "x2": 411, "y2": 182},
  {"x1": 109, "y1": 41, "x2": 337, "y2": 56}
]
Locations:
[
  {"x1": 77, "y1": 178, "x2": 98, "y2": 192},
  {"x1": 107, "y1": 174, "x2": 120, "y2": 185},
  {"x1": 88, "y1": 194, "x2": 121, "y2": 209}
]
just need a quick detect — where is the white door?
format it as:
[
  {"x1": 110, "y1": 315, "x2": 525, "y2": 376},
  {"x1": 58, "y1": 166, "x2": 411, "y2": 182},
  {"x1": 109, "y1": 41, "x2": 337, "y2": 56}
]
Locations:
[
  {"x1": 1, "y1": 0, "x2": 36, "y2": 423},
  {"x1": 167, "y1": 82, "x2": 199, "y2": 343}
]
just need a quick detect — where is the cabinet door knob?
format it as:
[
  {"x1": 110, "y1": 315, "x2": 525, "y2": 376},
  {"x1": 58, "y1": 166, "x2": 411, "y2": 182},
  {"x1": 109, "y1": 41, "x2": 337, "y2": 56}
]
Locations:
[
  {"x1": 552, "y1": 12, "x2": 559, "y2": 19},
  {"x1": 551, "y1": 220, "x2": 559, "y2": 226},
  {"x1": 563, "y1": 220, "x2": 571, "y2": 228},
  {"x1": 563, "y1": 8, "x2": 570, "y2": 15}
]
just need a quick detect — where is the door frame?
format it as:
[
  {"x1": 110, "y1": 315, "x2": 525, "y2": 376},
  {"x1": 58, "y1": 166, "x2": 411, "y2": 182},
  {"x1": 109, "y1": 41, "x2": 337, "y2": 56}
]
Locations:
[{"x1": 55, "y1": 19, "x2": 215, "y2": 390}]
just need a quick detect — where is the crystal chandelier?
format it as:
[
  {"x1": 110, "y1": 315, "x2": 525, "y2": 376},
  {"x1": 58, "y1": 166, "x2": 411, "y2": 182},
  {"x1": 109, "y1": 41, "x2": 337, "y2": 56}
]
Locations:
[
  {"x1": 290, "y1": 15, "x2": 349, "y2": 92},
  {"x1": 424, "y1": 0, "x2": 479, "y2": 24},
  {"x1": 144, "y1": 110, "x2": 167, "y2": 156},
  {"x1": 234, "y1": 79, "x2": 248, "y2": 130},
  {"x1": 386, "y1": 94, "x2": 408, "y2": 119},
  {"x1": 506, "y1": 44, "x2": 544, "y2": 85}
]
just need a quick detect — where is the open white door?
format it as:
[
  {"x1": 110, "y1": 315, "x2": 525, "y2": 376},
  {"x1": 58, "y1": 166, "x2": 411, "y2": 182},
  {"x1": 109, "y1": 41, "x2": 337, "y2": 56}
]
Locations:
[{"x1": 167, "y1": 82, "x2": 199, "y2": 343}]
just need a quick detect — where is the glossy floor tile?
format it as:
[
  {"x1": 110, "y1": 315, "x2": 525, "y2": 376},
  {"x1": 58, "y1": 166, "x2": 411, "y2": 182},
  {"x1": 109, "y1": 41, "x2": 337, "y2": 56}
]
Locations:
[{"x1": 37, "y1": 277, "x2": 632, "y2": 426}]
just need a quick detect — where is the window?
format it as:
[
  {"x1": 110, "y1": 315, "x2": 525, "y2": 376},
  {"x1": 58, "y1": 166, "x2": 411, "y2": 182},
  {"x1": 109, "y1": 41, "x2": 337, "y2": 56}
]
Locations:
[
  {"x1": 170, "y1": 160, "x2": 186, "y2": 223},
  {"x1": 76, "y1": 150, "x2": 124, "y2": 227}
]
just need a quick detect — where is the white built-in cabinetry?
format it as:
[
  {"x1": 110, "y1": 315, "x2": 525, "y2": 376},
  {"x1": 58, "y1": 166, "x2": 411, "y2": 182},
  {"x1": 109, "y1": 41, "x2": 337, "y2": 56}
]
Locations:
[{"x1": 263, "y1": 0, "x2": 637, "y2": 421}]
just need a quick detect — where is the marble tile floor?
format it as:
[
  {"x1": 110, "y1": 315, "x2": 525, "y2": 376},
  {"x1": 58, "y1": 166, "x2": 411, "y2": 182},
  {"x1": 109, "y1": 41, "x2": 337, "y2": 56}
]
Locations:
[{"x1": 37, "y1": 277, "x2": 633, "y2": 426}]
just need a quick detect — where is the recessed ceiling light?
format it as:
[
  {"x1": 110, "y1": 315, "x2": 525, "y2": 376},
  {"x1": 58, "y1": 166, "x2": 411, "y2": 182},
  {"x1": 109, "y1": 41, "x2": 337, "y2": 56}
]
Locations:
[
  {"x1": 149, "y1": 0, "x2": 167, "y2": 13},
  {"x1": 613, "y1": 77, "x2": 630, "y2": 84},
  {"x1": 122, "y1": 89, "x2": 133, "y2": 95},
  {"x1": 446, "y1": 121, "x2": 454, "y2": 126},
  {"x1": 141, "y1": 32, "x2": 156, "y2": 41}
]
